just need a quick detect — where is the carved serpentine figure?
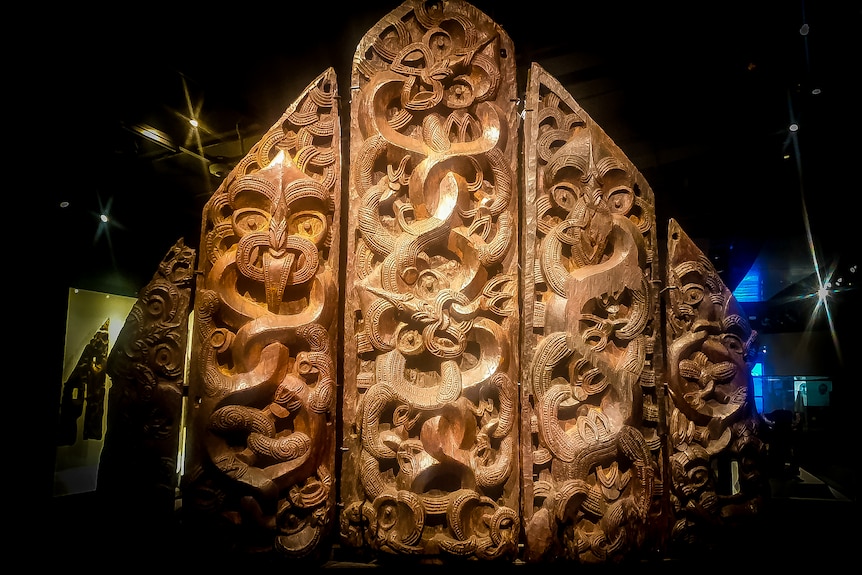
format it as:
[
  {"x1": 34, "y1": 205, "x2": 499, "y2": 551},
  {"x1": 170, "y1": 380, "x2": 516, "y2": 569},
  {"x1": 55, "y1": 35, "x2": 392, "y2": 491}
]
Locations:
[
  {"x1": 522, "y1": 63, "x2": 661, "y2": 564},
  {"x1": 664, "y1": 218, "x2": 769, "y2": 551},
  {"x1": 341, "y1": 0, "x2": 520, "y2": 561},
  {"x1": 182, "y1": 68, "x2": 340, "y2": 561}
]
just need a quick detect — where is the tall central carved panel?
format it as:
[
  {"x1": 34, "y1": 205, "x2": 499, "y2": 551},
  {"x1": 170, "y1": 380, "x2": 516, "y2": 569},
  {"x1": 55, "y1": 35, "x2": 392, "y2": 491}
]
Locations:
[
  {"x1": 520, "y1": 63, "x2": 663, "y2": 564},
  {"x1": 340, "y1": 0, "x2": 521, "y2": 562},
  {"x1": 182, "y1": 68, "x2": 341, "y2": 562}
]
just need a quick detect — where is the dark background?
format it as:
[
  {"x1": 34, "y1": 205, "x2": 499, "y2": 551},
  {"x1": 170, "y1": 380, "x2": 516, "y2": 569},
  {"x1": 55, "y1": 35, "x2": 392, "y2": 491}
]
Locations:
[{"x1": 51, "y1": 1, "x2": 858, "y2": 296}]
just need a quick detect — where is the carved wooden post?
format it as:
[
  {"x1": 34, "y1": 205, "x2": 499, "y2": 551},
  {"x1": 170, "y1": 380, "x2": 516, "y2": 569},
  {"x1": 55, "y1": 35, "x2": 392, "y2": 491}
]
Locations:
[
  {"x1": 340, "y1": 0, "x2": 521, "y2": 562},
  {"x1": 182, "y1": 68, "x2": 341, "y2": 562},
  {"x1": 521, "y1": 63, "x2": 663, "y2": 564},
  {"x1": 97, "y1": 238, "x2": 195, "y2": 517},
  {"x1": 663, "y1": 218, "x2": 769, "y2": 553}
]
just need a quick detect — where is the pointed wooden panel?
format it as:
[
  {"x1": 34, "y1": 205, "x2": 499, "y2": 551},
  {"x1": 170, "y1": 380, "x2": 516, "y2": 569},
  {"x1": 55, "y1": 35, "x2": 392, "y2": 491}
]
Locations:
[
  {"x1": 341, "y1": 0, "x2": 521, "y2": 562},
  {"x1": 521, "y1": 63, "x2": 663, "y2": 564},
  {"x1": 98, "y1": 238, "x2": 195, "y2": 516},
  {"x1": 664, "y1": 218, "x2": 769, "y2": 552},
  {"x1": 182, "y1": 68, "x2": 341, "y2": 562}
]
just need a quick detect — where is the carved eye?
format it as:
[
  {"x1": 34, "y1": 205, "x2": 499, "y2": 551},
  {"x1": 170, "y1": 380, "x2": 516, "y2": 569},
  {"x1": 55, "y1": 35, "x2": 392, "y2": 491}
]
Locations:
[
  {"x1": 721, "y1": 333, "x2": 745, "y2": 356},
  {"x1": 397, "y1": 328, "x2": 424, "y2": 356},
  {"x1": 688, "y1": 464, "x2": 710, "y2": 489},
  {"x1": 296, "y1": 351, "x2": 313, "y2": 374},
  {"x1": 233, "y1": 208, "x2": 269, "y2": 236},
  {"x1": 378, "y1": 501, "x2": 398, "y2": 530},
  {"x1": 681, "y1": 283, "x2": 704, "y2": 306},
  {"x1": 426, "y1": 28, "x2": 453, "y2": 59},
  {"x1": 606, "y1": 185, "x2": 634, "y2": 214},
  {"x1": 415, "y1": 270, "x2": 444, "y2": 297},
  {"x1": 289, "y1": 210, "x2": 327, "y2": 245},
  {"x1": 445, "y1": 76, "x2": 474, "y2": 109},
  {"x1": 551, "y1": 183, "x2": 578, "y2": 213}
]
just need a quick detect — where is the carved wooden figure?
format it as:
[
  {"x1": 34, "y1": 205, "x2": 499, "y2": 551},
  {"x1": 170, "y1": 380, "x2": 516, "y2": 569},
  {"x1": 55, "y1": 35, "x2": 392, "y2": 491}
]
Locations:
[
  {"x1": 57, "y1": 318, "x2": 111, "y2": 446},
  {"x1": 520, "y1": 63, "x2": 663, "y2": 564},
  {"x1": 182, "y1": 68, "x2": 341, "y2": 562},
  {"x1": 664, "y1": 218, "x2": 769, "y2": 551},
  {"x1": 340, "y1": 0, "x2": 521, "y2": 562},
  {"x1": 97, "y1": 238, "x2": 195, "y2": 516}
]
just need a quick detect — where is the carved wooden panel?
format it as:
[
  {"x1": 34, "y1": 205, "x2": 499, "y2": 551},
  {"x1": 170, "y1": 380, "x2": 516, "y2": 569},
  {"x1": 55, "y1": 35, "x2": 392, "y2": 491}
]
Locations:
[
  {"x1": 520, "y1": 63, "x2": 663, "y2": 564},
  {"x1": 340, "y1": 0, "x2": 521, "y2": 562},
  {"x1": 57, "y1": 318, "x2": 111, "y2": 446},
  {"x1": 97, "y1": 238, "x2": 195, "y2": 516},
  {"x1": 182, "y1": 68, "x2": 341, "y2": 561},
  {"x1": 664, "y1": 218, "x2": 769, "y2": 552}
]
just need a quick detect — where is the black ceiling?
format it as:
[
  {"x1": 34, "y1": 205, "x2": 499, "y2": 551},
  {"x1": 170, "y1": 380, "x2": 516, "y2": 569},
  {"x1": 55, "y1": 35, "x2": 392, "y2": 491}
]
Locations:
[{"x1": 52, "y1": 1, "x2": 859, "y2": 312}]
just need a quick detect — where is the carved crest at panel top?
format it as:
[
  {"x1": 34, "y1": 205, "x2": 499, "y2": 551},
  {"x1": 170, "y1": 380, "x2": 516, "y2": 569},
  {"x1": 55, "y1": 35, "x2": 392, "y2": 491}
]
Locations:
[
  {"x1": 182, "y1": 68, "x2": 340, "y2": 562},
  {"x1": 521, "y1": 63, "x2": 663, "y2": 564},
  {"x1": 340, "y1": 0, "x2": 521, "y2": 562}
]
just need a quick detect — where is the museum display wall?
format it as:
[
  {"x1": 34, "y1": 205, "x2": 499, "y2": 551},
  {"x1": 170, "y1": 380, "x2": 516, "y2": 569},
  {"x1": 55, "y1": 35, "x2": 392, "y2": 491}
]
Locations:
[{"x1": 52, "y1": 0, "x2": 778, "y2": 567}]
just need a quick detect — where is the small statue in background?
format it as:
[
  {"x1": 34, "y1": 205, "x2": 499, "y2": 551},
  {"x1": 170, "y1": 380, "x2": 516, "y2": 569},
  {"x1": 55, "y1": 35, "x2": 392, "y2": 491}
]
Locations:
[{"x1": 56, "y1": 318, "x2": 110, "y2": 445}]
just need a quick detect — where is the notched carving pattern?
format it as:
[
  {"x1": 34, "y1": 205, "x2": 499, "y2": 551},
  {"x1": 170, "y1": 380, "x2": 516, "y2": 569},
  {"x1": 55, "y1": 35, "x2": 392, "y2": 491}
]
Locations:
[
  {"x1": 342, "y1": 0, "x2": 520, "y2": 562},
  {"x1": 183, "y1": 68, "x2": 340, "y2": 561},
  {"x1": 522, "y1": 63, "x2": 661, "y2": 565},
  {"x1": 664, "y1": 218, "x2": 769, "y2": 552}
]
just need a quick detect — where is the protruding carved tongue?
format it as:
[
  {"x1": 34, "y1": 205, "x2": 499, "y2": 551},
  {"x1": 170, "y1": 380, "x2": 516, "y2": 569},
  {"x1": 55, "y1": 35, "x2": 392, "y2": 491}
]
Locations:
[{"x1": 263, "y1": 250, "x2": 294, "y2": 313}]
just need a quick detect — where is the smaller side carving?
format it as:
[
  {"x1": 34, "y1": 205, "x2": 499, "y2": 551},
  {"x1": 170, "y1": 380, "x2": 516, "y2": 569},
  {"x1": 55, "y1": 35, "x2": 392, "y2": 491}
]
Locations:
[
  {"x1": 664, "y1": 219, "x2": 770, "y2": 553},
  {"x1": 97, "y1": 238, "x2": 196, "y2": 515}
]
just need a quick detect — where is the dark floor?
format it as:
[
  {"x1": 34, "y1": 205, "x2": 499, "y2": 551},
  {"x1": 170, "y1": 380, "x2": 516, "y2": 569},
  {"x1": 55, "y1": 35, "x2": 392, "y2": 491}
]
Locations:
[
  {"x1": 43, "y1": 423, "x2": 855, "y2": 571},
  {"x1": 43, "y1": 477, "x2": 854, "y2": 571}
]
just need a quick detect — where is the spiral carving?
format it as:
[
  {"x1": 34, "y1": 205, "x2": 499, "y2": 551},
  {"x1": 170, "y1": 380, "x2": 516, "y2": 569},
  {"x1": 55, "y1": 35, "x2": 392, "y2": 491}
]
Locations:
[
  {"x1": 97, "y1": 239, "x2": 195, "y2": 514},
  {"x1": 342, "y1": 0, "x2": 520, "y2": 561},
  {"x1": 522, "y1": 63, "x2": 660, "y2": 564},
  {"x1": 183, "y1": 68, "x2": 340, "y2": 561},
  {"x1": 664, "y1": 219, "x2": 769, "y2": 550}
]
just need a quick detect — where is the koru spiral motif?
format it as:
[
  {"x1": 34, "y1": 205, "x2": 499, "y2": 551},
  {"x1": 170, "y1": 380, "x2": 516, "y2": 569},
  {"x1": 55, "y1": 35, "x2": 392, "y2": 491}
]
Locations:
[
  {"x1": 521, "y1": 63, "x2": 661, "y2": 564},
  {"x1": 664, "y1": 218, "x2": 768, "y2": 551},
  {"x1": 183, "y1": 68, "x2": 340, "y2": 561},
  {"x1": 341, "y1": 0, "x2": 521, "y2": 561}
]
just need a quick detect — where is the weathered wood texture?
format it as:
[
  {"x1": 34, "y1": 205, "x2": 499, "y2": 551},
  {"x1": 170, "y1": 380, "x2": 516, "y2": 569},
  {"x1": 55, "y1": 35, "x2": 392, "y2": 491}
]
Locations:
[
  {"x1": 78, "y1": 1, "x2": 773, "y2": 565},
  {"x1": 182, "y1": 68, "x2": 341, "y2": 561},
  {"x1": 664, "y1": 218, "x2": 769, "y2": 553},
  {"x1": 520, "y1": 62, "x2": 663, "y2": 564},
  {"x1": 97, "y1": 238, "x2": 195, "y2": 516},
  {"x1": 340, "y1": 0, "x2": 521, "y2": 562}
]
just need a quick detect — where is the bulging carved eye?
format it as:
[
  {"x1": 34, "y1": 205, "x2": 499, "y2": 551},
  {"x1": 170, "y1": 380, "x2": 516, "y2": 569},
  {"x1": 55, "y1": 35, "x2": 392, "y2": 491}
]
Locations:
[
  {"x1": 378, "y1": 501, "x2": 398, "y2": 530},
  {"x1": 681, "y1": 283, "x2": 704, "y2": 306},
  {"x1": 289, "y1": 210, "x2": 327, "y2": 244},
  {"x1": 233, "y1": 208, "x2": 269, "y2": 236},
  {"x1": 426, "y1": 28, "x2": 454, "y2": 59},
  {"x1": 606, "y1": 185, "x2": 634, "y2": 214},
  {"x1": 551, "y1": 183, "x2": 578, "y2": 213},
  {"x1": 444, "y1": 76, "x2": 474, "y2": 109}
]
